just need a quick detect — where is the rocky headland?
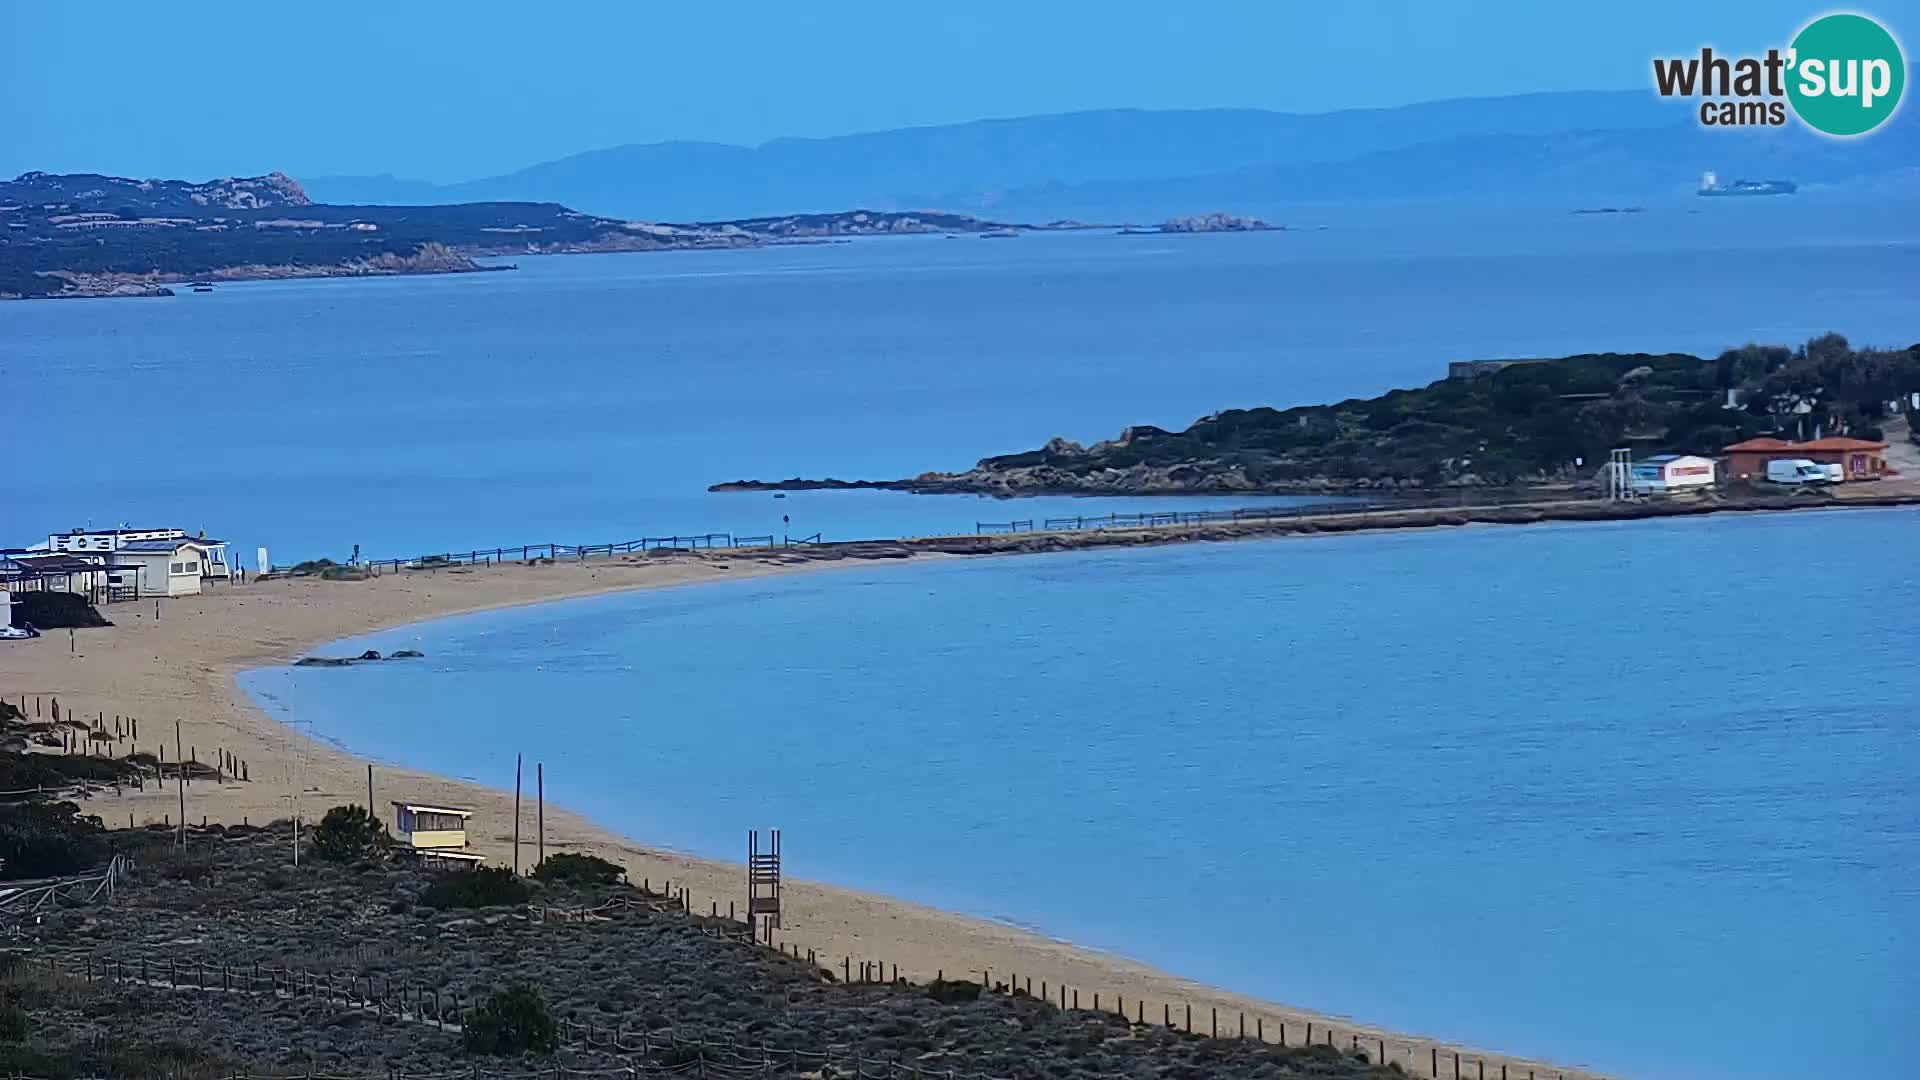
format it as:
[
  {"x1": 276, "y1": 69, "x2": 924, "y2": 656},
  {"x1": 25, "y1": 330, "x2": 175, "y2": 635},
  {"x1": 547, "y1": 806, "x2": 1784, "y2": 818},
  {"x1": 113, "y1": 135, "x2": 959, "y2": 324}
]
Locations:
[{"x1": 713, "y1": 336, "x2": 1919, "y2": 496}]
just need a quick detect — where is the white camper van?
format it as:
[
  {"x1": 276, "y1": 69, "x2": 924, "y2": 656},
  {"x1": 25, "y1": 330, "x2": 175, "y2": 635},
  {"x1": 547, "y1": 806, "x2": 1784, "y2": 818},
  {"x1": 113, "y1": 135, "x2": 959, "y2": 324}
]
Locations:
[{"x1": 1765, "y1": 458, "x2": 1830, "y2": 485}]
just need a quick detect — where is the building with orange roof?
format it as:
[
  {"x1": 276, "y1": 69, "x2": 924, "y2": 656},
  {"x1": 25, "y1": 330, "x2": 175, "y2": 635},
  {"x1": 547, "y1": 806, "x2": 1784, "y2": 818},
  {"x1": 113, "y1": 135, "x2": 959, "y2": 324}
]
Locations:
[{"x1": 1723, "y1": 436, "x2": 1893, "y2": 481}]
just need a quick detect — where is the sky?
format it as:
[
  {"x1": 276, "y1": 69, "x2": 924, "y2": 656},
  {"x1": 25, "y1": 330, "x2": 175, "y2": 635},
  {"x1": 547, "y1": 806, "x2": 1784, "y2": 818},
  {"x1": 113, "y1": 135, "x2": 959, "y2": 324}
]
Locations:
[{"x1": 4, "y1": 0, "x2": 1914, "y2": 183}]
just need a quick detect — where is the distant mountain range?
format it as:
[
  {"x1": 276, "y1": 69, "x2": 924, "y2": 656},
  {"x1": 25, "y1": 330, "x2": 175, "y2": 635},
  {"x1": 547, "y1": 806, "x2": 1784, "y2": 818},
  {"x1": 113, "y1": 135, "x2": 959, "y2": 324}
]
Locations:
[{"x1": 306, "y1": 91, "x2": 1920, "y2": 220}]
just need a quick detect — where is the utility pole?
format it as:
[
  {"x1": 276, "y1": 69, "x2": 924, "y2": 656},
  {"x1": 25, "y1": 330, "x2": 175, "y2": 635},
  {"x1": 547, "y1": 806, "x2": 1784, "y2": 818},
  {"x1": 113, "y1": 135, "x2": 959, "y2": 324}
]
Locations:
[{"x1": 512, "y1": 753, "x2": 523, "y2": 875}]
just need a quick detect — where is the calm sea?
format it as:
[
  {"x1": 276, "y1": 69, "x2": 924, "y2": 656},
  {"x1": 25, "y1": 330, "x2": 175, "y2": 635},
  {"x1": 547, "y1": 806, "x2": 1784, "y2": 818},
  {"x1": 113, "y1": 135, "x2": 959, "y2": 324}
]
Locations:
[
  {"x1": 3, "y1": 196, "x2": 1917, "y2": 560},
  {"x1": 13, "y1": 196, "x2": 1920, "y2": 1077},
  {"x1": 240, "y1": 508, "x2": 1920, "y2": 1080}
]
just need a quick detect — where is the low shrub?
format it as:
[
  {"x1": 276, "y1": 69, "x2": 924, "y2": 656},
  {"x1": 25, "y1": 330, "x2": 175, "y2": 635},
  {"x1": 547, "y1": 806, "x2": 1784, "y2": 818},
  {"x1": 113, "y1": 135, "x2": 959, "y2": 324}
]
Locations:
[
  {"x1": 461, "y1": 983, "x2": 556, "y2": 1055},
  {"x1": 530, "y1": 852, "x2": 623, "y2": 885},
  {"x1": 925, "y1": 978, "x2": 982, "y2": 1004},
  {"x1": 419, "y1": 866, "x2": 528, "y2": 910},
  {"x1": 0, "y1": 1003, "x2": 26, "y2": 1042}
]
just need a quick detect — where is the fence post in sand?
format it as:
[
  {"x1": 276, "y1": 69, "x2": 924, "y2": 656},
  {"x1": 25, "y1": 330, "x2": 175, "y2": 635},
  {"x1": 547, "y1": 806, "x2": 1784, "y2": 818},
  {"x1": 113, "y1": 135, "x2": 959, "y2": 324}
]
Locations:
[
  {"x1": 1186, "y1": 1004, "x2": 1191, "y2": 1032},
  {"x1": 174, "y1": 720, "x2": 186, "y2": 850},
  {"x1": 1212, "y1": 1007, "x2": 1217, "y2": 1037},
  {"x1": 512, "y1": 753, "x2": 522, "y2": 875}
]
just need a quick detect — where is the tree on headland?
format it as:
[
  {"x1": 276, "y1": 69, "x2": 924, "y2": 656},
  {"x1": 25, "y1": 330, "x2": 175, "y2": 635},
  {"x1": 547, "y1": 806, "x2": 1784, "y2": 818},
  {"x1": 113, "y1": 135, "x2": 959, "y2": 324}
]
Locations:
[
  {"x1": 0, "y1": 800, "x2": 105, "y2": 880},
  {"x1": 309, "y1": 804, "x2": 391, "y2": 863},
  {"x1": 461, "y1": 983, "x2": 557, "y2": 1055}
]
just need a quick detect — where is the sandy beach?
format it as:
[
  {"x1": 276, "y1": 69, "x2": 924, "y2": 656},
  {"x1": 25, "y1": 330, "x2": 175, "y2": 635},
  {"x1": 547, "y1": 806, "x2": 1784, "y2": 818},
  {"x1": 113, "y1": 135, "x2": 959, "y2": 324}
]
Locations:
[{"x1": 12, "y1": 512, "x2": 1840, "y2": 1080}]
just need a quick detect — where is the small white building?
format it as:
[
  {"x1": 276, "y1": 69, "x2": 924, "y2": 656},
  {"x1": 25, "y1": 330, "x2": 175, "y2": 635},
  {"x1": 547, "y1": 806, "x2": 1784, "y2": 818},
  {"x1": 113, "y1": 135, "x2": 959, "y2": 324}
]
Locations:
[
  {"x1": 1629, "y1": 454, "x2": 1717, "y2": 494},
  {"x1": 108, "y1": 538, "x2": 210, "y2": 597}
]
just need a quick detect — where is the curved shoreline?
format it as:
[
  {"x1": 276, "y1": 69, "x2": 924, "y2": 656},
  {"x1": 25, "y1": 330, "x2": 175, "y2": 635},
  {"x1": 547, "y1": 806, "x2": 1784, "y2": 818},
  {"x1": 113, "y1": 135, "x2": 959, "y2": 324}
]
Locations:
[{"x1": 27, "y1": 501, "x2": 1909, "y2": 1077}]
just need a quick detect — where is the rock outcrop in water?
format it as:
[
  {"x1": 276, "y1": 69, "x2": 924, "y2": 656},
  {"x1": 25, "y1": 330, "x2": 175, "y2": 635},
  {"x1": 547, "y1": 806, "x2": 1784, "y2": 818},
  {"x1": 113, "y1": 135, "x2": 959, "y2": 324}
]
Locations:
[{"x1": 293, "y1": 649, "x2": 424, "y2": 667}]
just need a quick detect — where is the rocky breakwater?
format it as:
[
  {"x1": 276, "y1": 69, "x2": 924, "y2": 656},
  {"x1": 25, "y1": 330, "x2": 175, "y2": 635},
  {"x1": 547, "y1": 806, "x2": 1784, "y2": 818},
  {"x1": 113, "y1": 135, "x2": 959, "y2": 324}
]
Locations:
[{"x1": 711, "y1": 433, "x2": 1432, "y2": 496}]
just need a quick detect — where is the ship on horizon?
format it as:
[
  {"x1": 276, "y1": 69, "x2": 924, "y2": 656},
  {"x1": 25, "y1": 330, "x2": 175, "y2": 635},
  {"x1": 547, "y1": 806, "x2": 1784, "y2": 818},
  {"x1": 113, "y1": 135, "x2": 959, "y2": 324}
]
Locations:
[{"x1": 1697, "y1": 171, "x2": 1797, "y2": 197}]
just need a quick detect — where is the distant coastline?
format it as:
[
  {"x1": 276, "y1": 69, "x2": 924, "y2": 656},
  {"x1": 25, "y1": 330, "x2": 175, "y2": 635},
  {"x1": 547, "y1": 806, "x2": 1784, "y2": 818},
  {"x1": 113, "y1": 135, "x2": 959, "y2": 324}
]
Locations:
[{"x1": 0, "y1": 171, "x2": 1094, "y2": 301}]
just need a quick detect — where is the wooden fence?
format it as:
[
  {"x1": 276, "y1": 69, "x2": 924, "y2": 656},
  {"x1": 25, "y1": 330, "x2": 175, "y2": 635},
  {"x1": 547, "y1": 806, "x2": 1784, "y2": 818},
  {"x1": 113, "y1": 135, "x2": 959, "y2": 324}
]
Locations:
[
  {"x1": 15, "y1": 869, "x2": 1590, "y2": 1080},
  {"x1": 3, "y1": 693, "x2": 254, "y2": 802},
  {"x1": 0, "y1": 856, "x2": 130, "y2": 937},
  {"x1": 610, "y1": 879, "x2": 1587, "y2": 1080},
  {"x1": 0, "y1": 706, "x2": 1594, "y2": 1080}
]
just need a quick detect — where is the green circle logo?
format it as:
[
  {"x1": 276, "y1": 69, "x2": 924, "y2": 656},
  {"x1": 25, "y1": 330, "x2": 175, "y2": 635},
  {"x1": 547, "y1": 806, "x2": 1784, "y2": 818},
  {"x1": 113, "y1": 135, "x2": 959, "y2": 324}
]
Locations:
[{"x1": 1787, "y1": 13, "x2": 1906, "y2": 136}]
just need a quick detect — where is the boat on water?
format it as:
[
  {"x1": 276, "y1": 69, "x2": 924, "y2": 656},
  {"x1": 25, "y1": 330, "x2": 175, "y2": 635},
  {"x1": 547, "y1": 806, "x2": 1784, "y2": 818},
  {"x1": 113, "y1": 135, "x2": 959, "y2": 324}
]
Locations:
[{"x1": 1697, "y1": 171, "x2": 1796, "y2": 197}]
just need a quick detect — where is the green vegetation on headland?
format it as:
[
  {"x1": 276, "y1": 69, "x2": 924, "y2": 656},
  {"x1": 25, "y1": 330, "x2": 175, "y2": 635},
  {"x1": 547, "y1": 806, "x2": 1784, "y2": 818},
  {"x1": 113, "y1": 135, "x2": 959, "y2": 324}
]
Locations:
[
  {"x1": 0, "y1": 172, "x2": 1042, "y2": 299},
  {"x1": 715, "y1": 334, "x2": 1920, "y2": 495}
]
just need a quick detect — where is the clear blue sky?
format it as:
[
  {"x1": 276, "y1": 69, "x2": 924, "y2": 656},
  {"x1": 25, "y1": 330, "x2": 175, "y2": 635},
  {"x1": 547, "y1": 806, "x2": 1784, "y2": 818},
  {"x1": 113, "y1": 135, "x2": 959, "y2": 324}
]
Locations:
[{"x1": 5, "y1": 0, "x2": 1911, "y2": 182}]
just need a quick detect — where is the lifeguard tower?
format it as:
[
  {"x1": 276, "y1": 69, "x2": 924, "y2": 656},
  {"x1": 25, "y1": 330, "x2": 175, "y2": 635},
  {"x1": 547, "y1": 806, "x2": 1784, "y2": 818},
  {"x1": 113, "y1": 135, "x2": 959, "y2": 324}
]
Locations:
[{"x1": 391, "y1": 801, "x2": 486, "y2": 866}]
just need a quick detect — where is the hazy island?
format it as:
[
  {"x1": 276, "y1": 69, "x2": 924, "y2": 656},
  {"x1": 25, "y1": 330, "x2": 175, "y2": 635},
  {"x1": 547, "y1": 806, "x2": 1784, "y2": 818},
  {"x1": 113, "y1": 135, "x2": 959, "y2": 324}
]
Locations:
[
  {"x1": 0, "y1": 171, "x2": 1054, "y2": 300},
  {"x1": 1118, "y1": 211, "x2": 1280, "y2": 235},
  {"x1": 714, "y1": 335, "x2": 1920, "y2": 495}
]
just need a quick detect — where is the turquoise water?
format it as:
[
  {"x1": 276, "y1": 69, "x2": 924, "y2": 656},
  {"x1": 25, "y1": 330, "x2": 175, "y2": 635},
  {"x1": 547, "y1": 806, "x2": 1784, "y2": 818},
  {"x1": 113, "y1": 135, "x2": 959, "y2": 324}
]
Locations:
[
  {"x1": 240, "y1": 507, "x2": 1920, "y2": 1080},
  {"x1": 5, "y1": 198, "x2": 1919, "y2": 561}
]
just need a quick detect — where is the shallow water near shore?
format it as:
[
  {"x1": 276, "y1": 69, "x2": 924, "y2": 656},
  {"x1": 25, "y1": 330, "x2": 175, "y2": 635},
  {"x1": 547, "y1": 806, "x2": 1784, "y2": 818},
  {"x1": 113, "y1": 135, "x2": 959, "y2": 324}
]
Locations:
[{"x1": 240, "y1": 507, "x2": 1920, "y2": 1080}]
